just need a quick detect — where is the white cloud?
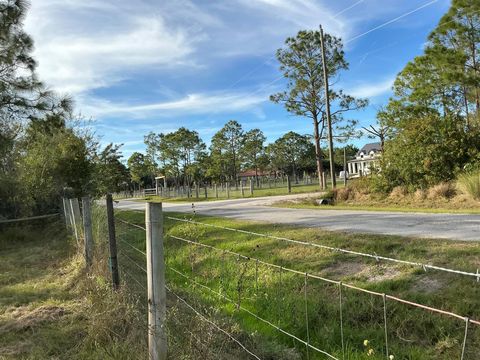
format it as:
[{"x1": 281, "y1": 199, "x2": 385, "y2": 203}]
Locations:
[
  {"x1": 348, "y1": 77, "x2": 395, "y2": 98},
  {"x1": 80, "y1": 91, "x2": 269, "y2": 118},
  {"x1": 26, "y1": 1, "x2": 201, "y2": 94}
]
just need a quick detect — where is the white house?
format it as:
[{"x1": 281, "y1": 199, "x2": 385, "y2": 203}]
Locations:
[{"x1": 347, "y1": 142, "x2": 382, "y2": 177}]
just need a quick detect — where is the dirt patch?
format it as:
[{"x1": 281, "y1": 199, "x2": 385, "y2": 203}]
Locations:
[
  {"x1": 0, "y1": 305, "x2": 68, "y2": 334},
  {"x1": 365, "y1": 266, "x2": 402, "y2": 282},
  {"x1": 323, "y1": 261, "x2": 369, "y2": 279},
  {"x1": 412, "y1": 277, "x2": 444, "y2": 294},
  {"x1": 323, "y1": 261, "x2": 402, "y2": 282}
]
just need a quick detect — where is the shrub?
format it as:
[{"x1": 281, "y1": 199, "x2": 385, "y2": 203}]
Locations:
[
  {"x1": 427, "y1": 182, "x2": 456, "y2": 200},
  {"x1": 458, "y1": 171, "x2": 480, "y2": 200}
]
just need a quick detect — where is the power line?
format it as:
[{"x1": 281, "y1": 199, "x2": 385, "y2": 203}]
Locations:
[
  {"x1": 345, "y1": 0, "x2": 439, "y2": 44},
  {"x1": 228, "y1": 0, "x2": 441, "y2": 103},
  {"x1": 223, "y1": 0, "x2": 368, "y2": 92}
]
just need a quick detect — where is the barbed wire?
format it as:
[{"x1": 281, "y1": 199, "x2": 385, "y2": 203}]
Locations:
[{"x1": 166, "y1": 216, "x2": 480, "y2": 280}]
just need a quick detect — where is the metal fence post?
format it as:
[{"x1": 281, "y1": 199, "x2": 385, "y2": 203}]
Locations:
[
  {"x1": 62, "y1": 198, "x2": 70, "y2": 229},
  {"x1": 82, "y1": 196, "x2": 94, "y2": 269},
  {"x1": 106, "y1": 194, "x2": 120, "y2": 290},
  {"x1": 146, "y1": 202, "x2": 167, "y2": 360},
  {"x1": 69, "y1": 198, "x2": 80, "y2": 242}
]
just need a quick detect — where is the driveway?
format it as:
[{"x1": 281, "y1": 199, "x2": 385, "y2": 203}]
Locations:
[{"x1": 113, "y1": 195, "x2": 480, "y2": 241}]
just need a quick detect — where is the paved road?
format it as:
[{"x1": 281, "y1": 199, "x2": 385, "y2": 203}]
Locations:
[{"x1": 114, "y1": 194, "x2": 480, "y2": 241}]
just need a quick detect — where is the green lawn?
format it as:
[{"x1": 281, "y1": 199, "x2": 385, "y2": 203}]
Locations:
[
  {"x1": 275, "y1": 201, "x2": 480, "y2": 214},
  {"x1": 115, "y1": 210, "x2": 480, "y2": 360}
]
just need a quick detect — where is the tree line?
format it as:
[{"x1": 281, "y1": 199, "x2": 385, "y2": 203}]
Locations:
[{"x1": 129, "y1": 122, "x2": 358, "y2": 189}]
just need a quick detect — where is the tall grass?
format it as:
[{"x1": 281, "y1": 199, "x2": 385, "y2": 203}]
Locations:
[{"x1": 458, "y1": 171, "x2": 480, "y2": 200}]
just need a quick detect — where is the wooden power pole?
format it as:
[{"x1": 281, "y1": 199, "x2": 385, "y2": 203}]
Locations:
[
  {"x1": 320, "y1": 25, "x2": 336, "y2": 189},
  {"x1": 146, "y1": 202, "x2": 167, "y2": 360}
]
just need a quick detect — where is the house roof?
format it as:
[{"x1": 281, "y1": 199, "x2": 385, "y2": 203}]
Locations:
[
  {"x1": 238, "y1": 169, "x2": 271, "y2": 177},
  {"x1": 357, "y1": 142, "x2": 382, "y2": 156}
]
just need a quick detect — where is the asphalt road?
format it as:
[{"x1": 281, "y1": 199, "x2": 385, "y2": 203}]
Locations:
[{"x1": 114, "y1": 194, "x2": 480, "y2": 241}]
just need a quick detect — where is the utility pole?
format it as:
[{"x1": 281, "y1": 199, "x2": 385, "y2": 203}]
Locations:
[
  {"x1": 343, "y1": 147, "x2": 347, "y2": 186},
  {"x1": 320, "y1": 25, "x2": 336, "y2": 189}
]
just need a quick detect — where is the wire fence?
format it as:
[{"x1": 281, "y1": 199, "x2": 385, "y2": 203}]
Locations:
[
  {"x1": 112, "y1": 174, "x2": 334, "y2": 200},
  {"x1": 64, "y1": 197, "x2": 480, "y2": 359},
  {"x1": 117, "y1": 213, "x2": 478, "y2": 359}
]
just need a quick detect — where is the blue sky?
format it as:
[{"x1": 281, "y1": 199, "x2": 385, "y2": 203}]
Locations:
[{"x1": 25, "y1": 0, "x2": 450, "y2": 158}]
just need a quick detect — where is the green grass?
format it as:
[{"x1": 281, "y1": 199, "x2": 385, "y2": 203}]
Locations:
[
  {"x1": 115, "y1": 210, "x2": 480, "y2": 360},
  {"x1": 275, "y1": 201, "x2": 480, "y2": 214}
]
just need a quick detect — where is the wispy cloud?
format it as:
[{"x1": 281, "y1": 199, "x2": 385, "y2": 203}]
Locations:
[
  {"x1": 26, "y1": 1, "x2": 202, "y2": 94},
  {"x1": 348, "y1": 77, "x2": 395, "y2": 98},
  {"x1": 80, "y1": 91, "x2": 269, "y2": 118}
]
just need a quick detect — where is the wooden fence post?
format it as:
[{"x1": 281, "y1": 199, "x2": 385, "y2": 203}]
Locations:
[
  {"x1": 250, "y1": 178, "x2": 254, "y2": 195},
  {"x1": 195, "y1": 183, "x2": 199, "y2": 198},
  {"x1": 241, "y1": 183, "x2": 245, "y2": 197},
  {"x1": 106, "y1": 194, "x2": 120, "y2": 290},
  {"x1": 215, "y1": 183, "x2": 218, "y2": 198},
  {"x1": 226, "y1": 183, "x2": 230, "y2": 198},
  {"x1": 146, "y1": 202, "x2": 167, "y2": 360},
  {"x1": 81, "y1": 196, "x2": 94, "y2": 269},
  {"x1": 287, "y1": 175, "x2": 292, "y2": 194}
]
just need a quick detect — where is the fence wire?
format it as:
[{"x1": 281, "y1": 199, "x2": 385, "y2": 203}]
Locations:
[
  {"x1": 112, "y1": 215, "x2": 478, "y2": 359},
  {"x1": 166, "y1": 216, "x2": 480, "y2": 280},
  {"x1": 115, "y1": 217, "x2": 262, "y2": 360}
]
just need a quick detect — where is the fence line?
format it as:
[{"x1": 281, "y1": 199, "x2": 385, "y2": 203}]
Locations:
[
  {"x1": 167, "y1": 233, "x2": 480, "y2": 327},
  {"x1": 63, "y1": 200, "x2": 478, "y2": 359},
  {"x1": 0, "y1": 213, "x2": 60, "y2": 224},
  {"x1": 166, "y1": 216, "x2": 480, "y2": 280},
  {"x1": 115, "y1": 217, "x2": 480, "y2": 329}
]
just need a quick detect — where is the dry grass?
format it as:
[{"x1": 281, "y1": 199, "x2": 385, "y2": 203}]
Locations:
[{"x1": 427, "y1": 182, "x2": 457, "y2": 200}]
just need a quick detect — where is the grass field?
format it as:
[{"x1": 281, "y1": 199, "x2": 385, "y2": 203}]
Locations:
[
  {"x1": 274, "y1": 201, "x2": 480, "y2": 214},
  {"x1": 114, "y1": 210, "x2": 480, "y2": 360}
]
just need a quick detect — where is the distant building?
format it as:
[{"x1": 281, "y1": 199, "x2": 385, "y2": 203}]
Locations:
[
  {"x1": 238, "y1": 169, "x2": 273, "y2": 181},
  {"x1": 347, "y1": 142, "x2": 382, "y2": 177}
]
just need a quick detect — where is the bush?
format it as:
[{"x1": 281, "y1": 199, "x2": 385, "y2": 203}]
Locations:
[
  {"x1": 458, "y1": 171, "x2": 480, "y2": 200},
  {"x1": 427, "y1": 182, "x2": 456, "y2": 200}
]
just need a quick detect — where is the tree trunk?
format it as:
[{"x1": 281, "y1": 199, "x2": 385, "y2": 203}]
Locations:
[{"x1": 313, "y1": 117, "x2": 324, "y2": 190}]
